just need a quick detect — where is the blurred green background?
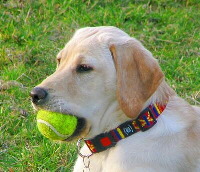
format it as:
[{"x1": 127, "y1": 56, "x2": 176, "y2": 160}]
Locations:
[{"x1": 0, "y1": 0, "x2": 199, "y2": 171}]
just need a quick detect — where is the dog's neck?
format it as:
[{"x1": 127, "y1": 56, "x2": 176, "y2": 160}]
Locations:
[
  {"x1": 83, "y1": 80, "x2": 175, "y2": 154},
  {"x1": 87, "y1": 80, "x2": 175, "y2": 140},
  {"x1": 84, "y1": 103, "x2": 168, "y2": 154}
]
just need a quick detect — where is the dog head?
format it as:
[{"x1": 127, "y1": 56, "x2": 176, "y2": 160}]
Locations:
[{"x1": 31, "y1": 26, "x2": 164, "y2": 140}]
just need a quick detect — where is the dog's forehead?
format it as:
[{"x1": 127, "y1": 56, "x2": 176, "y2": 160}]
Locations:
[{"x1": 60, "y1": 37, "x2": 106, "y2": 62}]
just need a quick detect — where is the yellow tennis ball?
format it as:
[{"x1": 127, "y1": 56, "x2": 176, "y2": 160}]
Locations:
[{"x1": 37, "y1": 110, "x2": 78, "y2": 141}]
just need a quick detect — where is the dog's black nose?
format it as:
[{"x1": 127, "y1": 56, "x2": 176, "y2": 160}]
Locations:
[{"x1": 30, "y1": 87, "x2": 48, "y2": 104}]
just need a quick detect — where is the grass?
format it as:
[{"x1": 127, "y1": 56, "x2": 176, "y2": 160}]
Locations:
[{"x1": 0, "y1": 0, "x2": 200, "y2": 171}]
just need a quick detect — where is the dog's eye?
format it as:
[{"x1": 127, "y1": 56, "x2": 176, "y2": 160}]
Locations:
[{"x1": 76, "y1": 64, "x2": 93, "y2": 73}]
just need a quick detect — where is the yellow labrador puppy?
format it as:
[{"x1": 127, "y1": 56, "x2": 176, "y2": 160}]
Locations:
[{"x1": 31, "y1": 26, "x2": 200, "y2": 172}]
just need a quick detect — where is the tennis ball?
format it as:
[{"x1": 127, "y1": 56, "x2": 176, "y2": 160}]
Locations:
[{"x1": 37, "y1": 110, "x2": 78, "y2": 141}]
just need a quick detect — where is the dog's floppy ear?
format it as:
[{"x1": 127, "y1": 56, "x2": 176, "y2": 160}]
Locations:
[{"x1": 110, "y1": 39, "x2": 164, "y2": 118}]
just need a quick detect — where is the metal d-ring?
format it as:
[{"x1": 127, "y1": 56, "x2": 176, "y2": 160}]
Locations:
[
  {"x1": 76, "y1": 138, "x2": 93, "y2": 158},
  {"x1": 77, "y1": 138, "x2": 93, "y2": 172}
]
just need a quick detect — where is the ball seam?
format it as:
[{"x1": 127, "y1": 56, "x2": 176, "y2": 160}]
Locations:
[{"x1": 37, "y1": 119, "x2": 69, "y2": 138}]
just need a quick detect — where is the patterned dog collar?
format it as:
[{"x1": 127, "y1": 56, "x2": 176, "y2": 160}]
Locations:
[{"x1": 84, "y1": 103, "x2": 166, "y2": 153}]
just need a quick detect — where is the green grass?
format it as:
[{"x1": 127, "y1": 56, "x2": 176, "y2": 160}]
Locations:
[{"x1": 0, "y1": 0, "x2": 200, "y2": 171}]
